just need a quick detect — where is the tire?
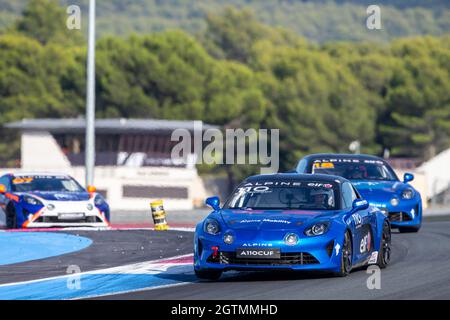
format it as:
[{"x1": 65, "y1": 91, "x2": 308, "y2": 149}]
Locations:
[
  {"x1": 195, "y1": 269, "x2": 222, "y2": 280},
  {"x1": 335, "y1": 231, "x2": 352, "y2": 277},
  {"x1": 398, "y1": 226, "x2": 420, "y2": 233},
  {"x1": 6, "y1": 205, "x2": 17, "y2": 229},
  {"x1": 377, "y1": 221, "x2": 391, "y2": 268}
]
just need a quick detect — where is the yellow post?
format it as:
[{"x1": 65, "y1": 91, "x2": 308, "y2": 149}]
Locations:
[{"x1": 150, "y1": 200, "x2": 169, "y2": 230}]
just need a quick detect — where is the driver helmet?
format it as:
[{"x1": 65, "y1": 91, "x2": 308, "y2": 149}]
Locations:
[{"x1": 310, "y1": 189, "x2": 334, "y2": 207}]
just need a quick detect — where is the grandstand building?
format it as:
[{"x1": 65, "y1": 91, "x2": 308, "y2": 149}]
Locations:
[{"x1": 3, "y1": 118, "x2": 215, "y2": 211}]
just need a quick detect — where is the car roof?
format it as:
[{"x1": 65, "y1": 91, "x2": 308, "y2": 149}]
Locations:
[
  {"x1": 302, "y1": 153, "x2": 385, "y2": 162},
  {"x1": 243, "y1": 173, "x2": 348, "y2": 184},
  {"x1": 8, "y1": 172, "x2": 71, "y2": 178}
]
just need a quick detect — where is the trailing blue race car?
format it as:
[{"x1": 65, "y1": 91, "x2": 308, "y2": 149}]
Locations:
[
  {"x1": 0, "y1": 173, "x2": 110, "y2": 229},
  {"x1": 295, "y1": 154, "x2": 422, "y2": 233},
  {"x1": 194, "y1": 173, "x2": 391, "y2": 280}
]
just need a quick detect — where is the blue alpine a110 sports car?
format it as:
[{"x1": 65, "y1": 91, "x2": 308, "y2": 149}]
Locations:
[
  {"x1": 295, "y1": 154, "x2": 422, "y2": 233},
  {"x1": 0, "y1": 173, "x2": 110, "y2": 229},
  {"x1": 194, "y1": 173, "x2": 391, "y2": 280}
]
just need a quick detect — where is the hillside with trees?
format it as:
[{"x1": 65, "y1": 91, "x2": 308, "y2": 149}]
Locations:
[
  {"x1": 0, "y1": 0, "x2": 449, "y2": 181},
  {"x1": 0, "y1": 0, "x2": 449, "y2": 42}
]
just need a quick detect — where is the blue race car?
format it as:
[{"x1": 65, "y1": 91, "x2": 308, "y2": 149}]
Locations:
[
  {"x1": 0, "y1": 173, "x2": 110, "y2": 229},
  {"x1": 194, "y1": 173, "x2": 391, "y2": 280},
  {"x1": 295, "y1": 154, "x2": 422, "y2": 233}
]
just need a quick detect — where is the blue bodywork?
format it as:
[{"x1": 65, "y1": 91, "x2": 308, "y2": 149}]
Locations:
[
  {"x1": 295, "y1": 153, "x2": 422, "y2": 232},
  {"x1": 194, "y1": 174, "x2": 390, "y2": 277}
]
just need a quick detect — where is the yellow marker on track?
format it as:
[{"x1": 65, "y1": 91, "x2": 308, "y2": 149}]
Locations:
[{"x1": 150, "y1": 200, "x2": 169, "y2": 230}]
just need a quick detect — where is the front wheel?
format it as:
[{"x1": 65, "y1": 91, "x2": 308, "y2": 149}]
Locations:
[
  {"x1": 6, "y1": 206, "x2": 17, "y2": 229},
  {"x1": 377, "y1": 221, "x2": 391, "y2": 268},
  {"x1": 335, "y1": 231, "x2": 352, "y2": 277},
  {"x1": 195, "y1": 269, "x2": 222, "y2": 280}
]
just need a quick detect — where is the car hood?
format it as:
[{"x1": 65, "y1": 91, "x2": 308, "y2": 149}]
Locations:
[
  {"x1": 18, "y1": 191, "x2": 91, "y2": 202},
  {"x1": 219, "y1": 209, "x2": 340, "y2": 231},
  {"x1": 351, "y1": 180, "x2": 404, "y2": 201}
]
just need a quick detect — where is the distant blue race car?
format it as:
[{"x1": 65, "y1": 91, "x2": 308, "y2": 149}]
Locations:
[
  {"x1": 0, "y1": 173, "x2": 110, "y2": 229},
  {"x1": 194, "y1": 173, "x2": 391, "y2": 280},
  {"x1": 296, "y1": 154, "x2": 422, "y2": 233}
]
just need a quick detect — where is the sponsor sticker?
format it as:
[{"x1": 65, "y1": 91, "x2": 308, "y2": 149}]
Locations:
[
  {"x1": 241, "y1": 243, "x2": 273, "y2": 247},
  {"x1": 58, "y1": 213, "x2": 85, "y2": 220},
  {"x1": 236, "y1": 248, "x2": 281, "y2": 259},
  {"x1": 352, "y1": 213, "x2": 362, "y2": 227},
  {"x1": 307, "y1": 183, "x2": 334, "y2": 188},
  {"x1": 360, "y1": 232, "x2": 372, "y2": 254},
  {"x1": 313, "y1": 158, "x2": 384, "y2": 165},
  {"x1": 314, "y1": 162, "x2": 335, "y2": 169},
  {"x1": 368, "y1": 251, "x2": 379, "y2": 264},
  {"x1": 238, "y1": 219, "x2": 291, "y2": 224}
]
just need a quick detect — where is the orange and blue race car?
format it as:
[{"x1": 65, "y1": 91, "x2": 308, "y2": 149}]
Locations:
[{"x1": 0, "y1": 173, "x2": 110, "y2": 229}]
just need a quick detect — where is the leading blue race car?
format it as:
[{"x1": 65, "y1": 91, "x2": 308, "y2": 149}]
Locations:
[
  {"x1": 194, "y1": 173, "x2": 391, "y2": 280},
  {"x1": 0, "y1": 173, "x2": 110, "y2": 229},
  {"x1": 295, "y1": 154, "x2": 422, "y2": 233}
]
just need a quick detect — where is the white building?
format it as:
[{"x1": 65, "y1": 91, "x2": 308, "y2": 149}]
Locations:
[
  {"x1": 416, "y1": 149, "x2": 450, "y2": 203},
  {"x1": 3, "y1": 118, "x2": 214, "y2": 211}
]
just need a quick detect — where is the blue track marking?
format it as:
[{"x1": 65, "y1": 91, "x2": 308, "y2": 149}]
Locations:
[
  {"x1": 0, "y1": 273, "x2": 197, "y2": 300},
  {"x1": 0, "y1": 232, "x2": 92, "y2": 266}
]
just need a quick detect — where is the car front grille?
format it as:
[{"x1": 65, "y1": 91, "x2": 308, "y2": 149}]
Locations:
[
  {"x1": 207, "y1": 251, "x2": 319, "y2": 266},
  {"x1": 35, "y1": 216, "x2": 102, "y2": 223},
  {"x1": 389, "y1": 212, "x2": 413, "y2": 222}
]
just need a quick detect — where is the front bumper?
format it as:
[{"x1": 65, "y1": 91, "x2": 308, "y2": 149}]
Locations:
[
  {"x1": 22, "y1": 203, "x2": 109, "y2": 228},
  {"x1": 370, "y1": 199, "x2": 421, "y2": 228},
  {"x1": 194, "y1": 231, "x2": 343, "y2": 273}
]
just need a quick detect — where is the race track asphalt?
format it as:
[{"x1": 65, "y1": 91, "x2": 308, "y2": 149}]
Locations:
[
  {"x1": 101, "y1": 219, "x2": 450, "y2": 300},
  {"x1": 0, "y1": 230, "x2": 194, "y2": 285}
]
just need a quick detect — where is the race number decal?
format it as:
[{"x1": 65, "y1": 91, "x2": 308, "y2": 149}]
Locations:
[
  {"x1": 237, "y1": 186, "x2": 271, "y2": 194},
  {"x1": 12, "y1": 177, "x2": 33, "y2": 184}
]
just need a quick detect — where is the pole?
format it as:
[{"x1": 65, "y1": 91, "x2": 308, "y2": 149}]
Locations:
[{"x1": 85, "y1": 0, "x2": 96, "y2": 187}]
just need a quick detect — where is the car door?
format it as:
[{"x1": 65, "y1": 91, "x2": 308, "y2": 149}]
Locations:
[{"x1": 342, "y1": 182, "x2": 373, "y2": 263}]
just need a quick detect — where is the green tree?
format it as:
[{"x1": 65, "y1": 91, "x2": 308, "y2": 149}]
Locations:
[
  {"x1": 13, "y1": 0, "x2": 83, "y2": 45},
  {"x1": 380, "y1": 37, "x2": 450, "y2": 159},
  {"x1": 201, "y1": 7, "x2": 301, "y2": 63}
]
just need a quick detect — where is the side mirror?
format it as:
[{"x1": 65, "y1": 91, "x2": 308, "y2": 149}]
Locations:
[
  {"x1": 205, "y1": 196, "x2": 220, "y2": 211},
  {"x1": 352, "y1": 199, "x2": 369, "y2": 211},
  {"x1": 403, "y1": 173, "x2": 414, "y2": 183},
  {"x1": 87, "y1": 185, "x2": 97, "y2": 193},
  {"x1": 0, "y1": 184, "x2": 6, "y2": 194}
]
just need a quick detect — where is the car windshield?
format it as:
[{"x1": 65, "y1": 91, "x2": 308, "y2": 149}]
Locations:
[
  {"x1": 311, "y1": 159, "x2": 398, "y2": 181},
  {"x1": 224, "y1": 181, "x2": 339, "y2": 211},
  {"x1": 11, "y1": 176, "x2": 85, "y2": 192}
]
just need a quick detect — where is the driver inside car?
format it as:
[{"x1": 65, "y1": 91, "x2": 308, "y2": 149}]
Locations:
[{"x1": 310, "y1": 190, "x2": 334, "y2": 209}]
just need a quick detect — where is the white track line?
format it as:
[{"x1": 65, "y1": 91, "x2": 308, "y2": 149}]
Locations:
[
  {"x1": 0, "y1": 253, "x2": 194, "y2": 288},
  {"x1": 73, "y1": 281, "x2": 193, "y2": 300}
]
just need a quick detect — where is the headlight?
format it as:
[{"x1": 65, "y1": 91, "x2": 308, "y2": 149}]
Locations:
[
  {"x1": 47, "y1": 204, "x2": 55, "y2": 211},
  {"x1": 390, "y1": 197, "x2": 399, "y2": 206},
  {"x1": 94, "y1": 195, "x2": 105, "y2": 206},
  {"x1": 304, "y1": 222, "x2": 329, "y2": 236},
  {"x1": 284, "y1": 233, "x2": 299, "y2": 245},
  {"x1": 204, "y1": 219, "x2": 220, "y2": 235},
  {"x1": 87, "y1": 203, "x2": 94, "y2": 211},
  {"x1": 401, "y1": 189, "x2": 414, "y2": 200},
  {"x1": 223, "y1": 232, "x2": 234, "y2": 244},
  {"x1": 23, "y1": 195, "x2": 43, "y2": 206}
]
